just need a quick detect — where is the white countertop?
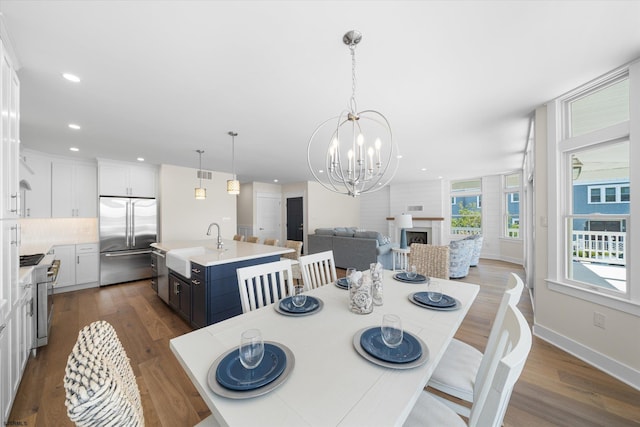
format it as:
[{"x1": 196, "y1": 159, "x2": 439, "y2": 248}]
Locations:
[{"x1": 152, "y1": 239, "x2": 293, "y2": 267}]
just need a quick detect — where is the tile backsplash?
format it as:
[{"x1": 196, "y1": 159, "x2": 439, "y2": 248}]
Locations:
[{"x1": 20, "y1": 218, "x2": 98, "y2": 247}]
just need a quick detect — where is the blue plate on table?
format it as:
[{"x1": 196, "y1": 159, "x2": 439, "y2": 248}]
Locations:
[
  {"x1": 393, "y1": 272, "x2": 429, "y2": 283},
  {"x1": 359, "y1": 327, "x2": 422, "y2": 364},
  {"x1": 408, "y1": 293, "x2": 460, "y2": 311},
  {"x1": 335, "y1": 277, "x2": 349, "y2": 289},
  {"x1": 215, "y1": 343, "x2": 286, "y2": 391},
  {"x1": 413, "y1": 292, "x2": 456, "y2": 308},
  {"x1": 278, "y1": 296, "x2": 322, "y2": 314}
]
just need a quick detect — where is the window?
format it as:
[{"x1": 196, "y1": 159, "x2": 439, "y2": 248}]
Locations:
[
  {"x1": 549, "y1": 65, "x2": 632, "y2": 304},
  {"x1": 451, "y1": 179, "x2": 482, "y2": 235},
  {"x1": 567, "y1": 77, "x2": 629, "y2": 138},
  {"x1": 588, "y1": 184, "x2": 631, "y2": 204},
  {"x1": 503, "y1": 173, "x2": 521, "y2": 239}
]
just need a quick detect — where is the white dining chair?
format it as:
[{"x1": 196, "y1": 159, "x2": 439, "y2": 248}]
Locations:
[
  {"x1": 405, "y1": 303, "x2": 532, "y2": 427},
  {"x1": 236, "y1": 259, "x2": 294, "y2": 313},
  {"x1": 298, "y1": 250, "x2": 338, "y2": 291},
  {"x1": 427, "y1": 273, "x2": 525, "y2": 416}
]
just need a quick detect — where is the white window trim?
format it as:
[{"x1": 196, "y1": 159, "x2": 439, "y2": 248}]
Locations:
[
  {"x1": 502, "y1": 173, "x2": 522, "y2": 240},
  {"x1": 546, "y1": 61, "x2": 638, "y2": 314}
]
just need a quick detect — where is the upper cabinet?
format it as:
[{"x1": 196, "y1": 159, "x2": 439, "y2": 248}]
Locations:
[
  {"x1": 19, "y1": 151, "x2": 51, "y2": 218},
  {"x1": 99, "y1": 161, "x2": 157, "y2": 198},
  {"x1": 0, "y1": 39, "x2": 20, "y2": 220},
  {"x1": 51, "y1": 160, "x2": 97, "y2": 218}
]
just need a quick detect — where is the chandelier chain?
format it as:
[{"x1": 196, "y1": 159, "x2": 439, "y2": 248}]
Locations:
[{"x1": 350, "y1": 44, "x2": 358, "y2": 113}]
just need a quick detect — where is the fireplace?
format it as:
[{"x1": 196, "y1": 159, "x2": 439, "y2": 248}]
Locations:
[{"x1": 405, "y1": 228, "x2": 431, "y2": 245}]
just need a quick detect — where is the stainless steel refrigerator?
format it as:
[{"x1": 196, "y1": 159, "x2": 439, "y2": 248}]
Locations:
[{"x1": 99, "y1": 196, "x2": 157, "y2": 286}]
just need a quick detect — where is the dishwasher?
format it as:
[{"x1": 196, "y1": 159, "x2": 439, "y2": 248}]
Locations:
[{"x1": 151, "y1": 249, "x2": 169, "y2": 303}]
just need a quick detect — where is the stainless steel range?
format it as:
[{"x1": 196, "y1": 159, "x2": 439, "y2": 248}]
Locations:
[{"x1": 21, "y1": 254, "x2": 60, "y2": 347}]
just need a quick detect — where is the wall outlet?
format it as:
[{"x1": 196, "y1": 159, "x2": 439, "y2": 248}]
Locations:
[{"x1": 594, "y1": 312, "x2": 606, "y2": 329}]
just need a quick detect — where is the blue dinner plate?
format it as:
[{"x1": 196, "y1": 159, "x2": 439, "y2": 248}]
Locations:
[
  {"x1": 393, "y1": 272, "x2": 428, "y2": 283},
  {"x1": 413, "y1": 292, "x2": 456, "y2": 308},
  {"x1": 279, "y1": 296, "x2": 320, "y2": 313},
  {"x1": 359, "y1": 327, "x2": 422, "y2": 364},
  {"x1": 335, "y1": 277, "x2": 349, "y2": 289},
  {"x1": 216, "y1": 343, "x2": 287, "y2": 391}
]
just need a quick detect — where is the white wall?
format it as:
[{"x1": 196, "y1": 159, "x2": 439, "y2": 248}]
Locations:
[
  {"x1": 307, "y1": 181, "x2": 360, "y2": 231},
  {"x1": 159, "y1": 164, "x2": 237, "y2": 242},
  {"x1": 360, "y1": 186, "x2": 390, "y2": 235}
]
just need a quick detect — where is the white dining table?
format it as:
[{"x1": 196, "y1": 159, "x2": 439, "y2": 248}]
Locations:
[{"x1": 170, "y1": 273, "x2": 479, "y2": 427}]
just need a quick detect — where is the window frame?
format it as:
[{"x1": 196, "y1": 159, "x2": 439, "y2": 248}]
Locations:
[
  {"x1": 450, "y1": 178, "x2": 483, "y2": 236},
  {"x1": 547, "y1": 63, "x2": 638, "y2": 314},
  {"x1": 503, "y1": 172, "x2": 522, "y2": 240}
]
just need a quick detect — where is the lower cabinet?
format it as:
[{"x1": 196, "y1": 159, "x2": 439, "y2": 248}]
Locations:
[
  {"x1": 51, "y1": 243, "x2": 99, "y2": 291},
  {"x1": 165, "y1": 256, "x2": 280, "y2": 329},
  {"x1": 0, "y1": 316, "x2": 11, "y2": 424},
  {"x1": 168, "y1": 273, "x2": 191, "y2": 321}
]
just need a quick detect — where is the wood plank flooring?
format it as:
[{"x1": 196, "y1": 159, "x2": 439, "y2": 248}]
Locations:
[{"x1": 8, "y1": 259, "x2": 640, "y2": 426}]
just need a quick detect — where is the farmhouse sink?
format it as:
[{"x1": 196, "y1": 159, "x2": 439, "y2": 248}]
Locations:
[{"x1": 166, "y1": 246, "x2": 222, "y2": 278}]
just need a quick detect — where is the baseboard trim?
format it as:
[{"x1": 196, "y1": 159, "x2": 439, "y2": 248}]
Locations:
[{"x1": 534, "y1": 324, "x2": 640, "y2": 391}]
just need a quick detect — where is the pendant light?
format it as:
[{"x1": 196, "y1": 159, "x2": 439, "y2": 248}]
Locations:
[
  {"x1": 227, "y1": 131, "x2": 240, "y2": 195},
  {"x1": 195, "y1": 149, "x2": 206, "y2": 200}
]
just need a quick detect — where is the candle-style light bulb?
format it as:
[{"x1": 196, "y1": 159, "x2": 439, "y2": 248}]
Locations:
[{"x1": 375, "y1": 138, "x2": 382, "y2": 165}]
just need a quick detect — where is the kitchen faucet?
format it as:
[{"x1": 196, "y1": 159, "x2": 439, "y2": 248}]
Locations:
[{"x1": 206, "y1": 222, "x2": 224, "y2": 249}]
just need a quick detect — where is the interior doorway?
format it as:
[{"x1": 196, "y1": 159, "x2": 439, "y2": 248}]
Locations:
[
  {"x1": 256, "y1": 193, "x2": 281, "y2": 243},
  {"x1": 286, "y1": 196, "x2": 304, "y2": 249}
]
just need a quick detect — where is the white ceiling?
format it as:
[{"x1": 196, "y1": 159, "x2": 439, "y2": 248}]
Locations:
[{"x1": 1, "y1": 1, "x2": 639, "y2": 186}]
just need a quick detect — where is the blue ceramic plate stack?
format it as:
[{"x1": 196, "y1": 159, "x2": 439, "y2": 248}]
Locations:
[
  {"x1": 393, "y1": 272, "x2": 429, "y2": 284},
  {"x1": 207, "y1": 342, "x2": 295, "y2": 399},
  {"x1": 409, "y1": 292, "x2": 460, "y2": 311},
  {"x1": 352, "y1": 328, "x2": 429, "y2": 369},
  {"x1": 275, "y1": 296, "x2": 323, "y2": 316}
]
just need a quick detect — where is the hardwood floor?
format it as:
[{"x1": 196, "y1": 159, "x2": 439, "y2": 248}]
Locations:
[{"x1": 9, "y1": 260, "x2": 640, "y2": 426}]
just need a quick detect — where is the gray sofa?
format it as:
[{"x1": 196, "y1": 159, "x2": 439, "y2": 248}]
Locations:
[{"x1": 307, "y1": 227, "x2": 396, "y2": 271}]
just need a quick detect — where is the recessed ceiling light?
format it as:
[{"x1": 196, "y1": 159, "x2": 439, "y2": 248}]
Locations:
[
  {"x1": 273, "y1": 179, "x2": 278, "y2": 183},
  {"x1": 421, "y1": 167, "x2": 427, "y2": 171},
  {"x1": 68, "y1": 123, "x2": 81, "y2": 130},
  {"x1": 318, "y1": 169, "x2": 324, "y2": 174},
  {"x1": 62, "y1": 73, "x2": 80, "y2": 83},
  {"x1": 137, "y1": 157, "x2": 145, "y2": 162},
  {"x1": 69, "y1": 147, "x2": 79, "y2": 152}
]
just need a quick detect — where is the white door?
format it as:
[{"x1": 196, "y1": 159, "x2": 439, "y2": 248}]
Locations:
[{"x1": 256, "y1": 194, "x2": 281, "y2": 243}]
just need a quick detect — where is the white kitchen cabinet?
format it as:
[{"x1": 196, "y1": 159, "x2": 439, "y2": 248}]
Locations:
[
  {"x1": 99, "y1": 161, "x2": 157, "y2": 197},
  {"x1": 51, "y1": 244, "x2": 76, "y2": 288},
  {"x1": 75, "y1": 243, "x2": 99, "y2": 285},
  {"x1": 52, "y1": 243, "x2": 99, "y2": 290},
  {"x1": 1, "y1": 220, "x2": 19, "y2": 309},
  {"x1": 0, "y1": 315, "x2": 11, "y2": 424},
  {"x1": 20, "y1": 151, "x2": 51, "y2": 218},
  {"x1": 0, "y1": 39, "x2": 20, "y2": 220},
  {"x1": 51, "y1": 161, "x2": 97, "y2": 218}
]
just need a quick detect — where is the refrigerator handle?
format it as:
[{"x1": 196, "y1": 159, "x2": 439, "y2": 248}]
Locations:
[
  {"x1": 125, "y1": 200, "x2": 131, "y2": 248},
  {"x1": 131, "y1": 201, "x2": 136, "y2": 247}
]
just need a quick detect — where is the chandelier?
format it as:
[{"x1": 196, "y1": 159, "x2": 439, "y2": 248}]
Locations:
[
  {"x1": 307, "y1": 30, "x2": 400, "y2": 197},
  {"x1": 226, "y1": 131, "x2": 240, "y2": 195}
]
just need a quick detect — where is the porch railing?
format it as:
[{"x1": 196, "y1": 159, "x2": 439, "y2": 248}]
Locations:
[{"x1": 572, "y1": 230, "x2": 626, "y2": 265}]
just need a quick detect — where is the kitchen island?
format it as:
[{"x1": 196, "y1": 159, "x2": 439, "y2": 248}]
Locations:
[{"x1": 151, "y1": 239, "x2": 293, "y2": 328}]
